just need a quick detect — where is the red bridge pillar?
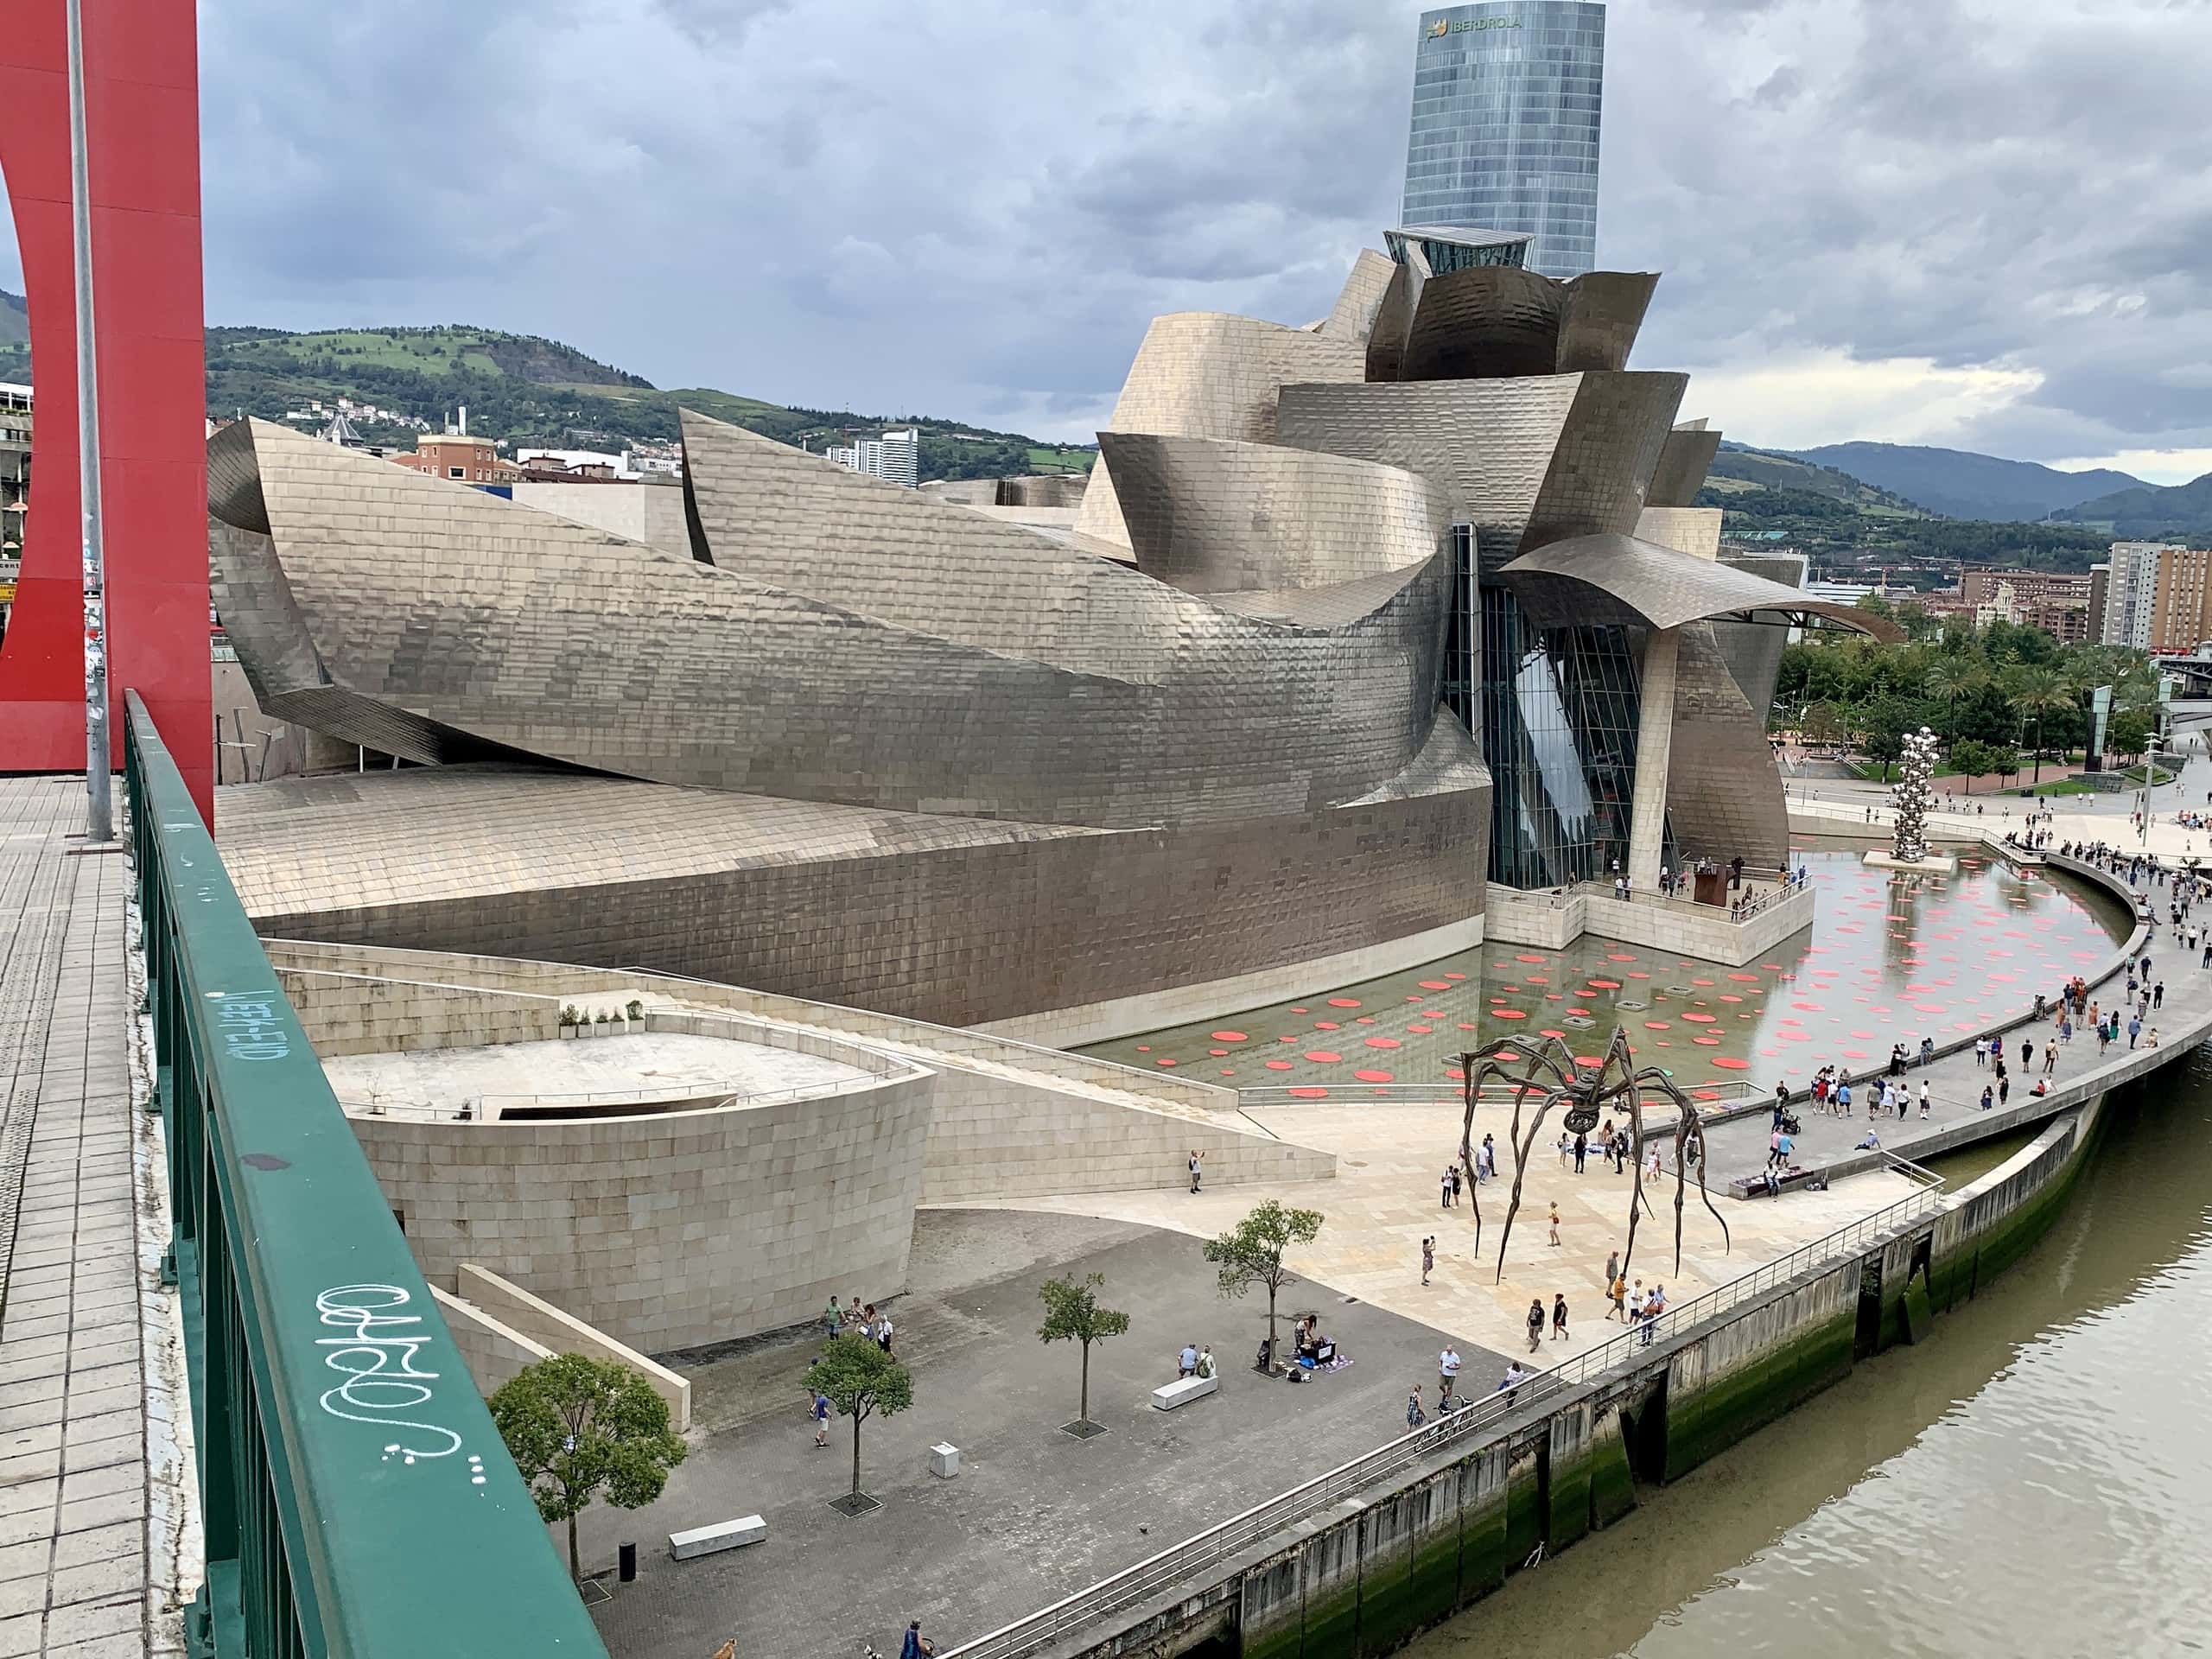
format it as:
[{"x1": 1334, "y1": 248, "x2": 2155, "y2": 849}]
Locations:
[{"x1": 0, "y1": 0, "x2": 211, "y2": 823}]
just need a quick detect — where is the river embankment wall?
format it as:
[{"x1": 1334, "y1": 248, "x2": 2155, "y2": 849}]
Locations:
[{"x1": 1050, "y1": 1090, "x2": 2112, "y2": 1659}]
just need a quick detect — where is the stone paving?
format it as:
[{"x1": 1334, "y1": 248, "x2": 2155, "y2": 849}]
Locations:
[
  {"x1": 583, "y1": 1209, "x2": 1507, "y2": 1659},
  {"x1": 0, "y1": 779, "x2": 152, "y2": 1659}
]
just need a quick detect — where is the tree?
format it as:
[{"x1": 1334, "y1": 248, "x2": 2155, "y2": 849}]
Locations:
[
  {"x1": 2006, "y1": 665, "x2": 2070, "y2": 782},
  {"x1": 1037, "y1": 1273, "x2": 1130, "y2": 1430},
  {"x1": 490, "y1": 1354, "x2": 687, "y2": 1584},
  {"x1": 1859, "y1": 696, "x2": 1912, "y2": 781},
  {"x1": 2107, "y1": 710, "x2": 2153, "y2": 763},
  {"x1": 1948, "y1": 739, "x2": 1994, "y2": 792},
  {"x1": 803, "y1": 1335, "x2": 913, "y2": 1507},
  {"x1": 1203, "y1": 1199, "x2": 1325, "y2": 1357},
  {"x1": 1986, "y1": 745, "x2": 2021, "y2": 785}
]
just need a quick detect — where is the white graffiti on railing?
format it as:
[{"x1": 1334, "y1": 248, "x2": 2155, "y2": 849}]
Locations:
[
  {"x1": 208, "y1": 991, "x2": 290, "y2": 1061},
  {"x1": 314, "y1": 1284, "x2": 464, "y2": 1463}
]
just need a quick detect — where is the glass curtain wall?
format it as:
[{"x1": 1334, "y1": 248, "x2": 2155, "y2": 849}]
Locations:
[
  {"x1": 1444, "y1": 524, "x2": 1667, "y2": 888},
  {"x1": 1402, "y1": 2, "x2": 1606, "y2": 280}
]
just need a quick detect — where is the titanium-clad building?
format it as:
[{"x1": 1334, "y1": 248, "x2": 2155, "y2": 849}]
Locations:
[
  {"x1": 210, "y1": 225, "x2": 1887, "y2": 1038},
  {"x1": 1402, "y1": 2, "x2": 1607, "y2": 280}
]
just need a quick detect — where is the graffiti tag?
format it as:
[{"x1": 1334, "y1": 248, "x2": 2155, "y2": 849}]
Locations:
[{"x1": 314, "y1": 1283, "x2": 463, "y2": 1463}]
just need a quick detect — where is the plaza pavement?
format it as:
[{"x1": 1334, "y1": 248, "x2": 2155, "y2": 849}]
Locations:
[{"x1": 582, "y1": 1209, "x2": 1510, "y2": 1659}]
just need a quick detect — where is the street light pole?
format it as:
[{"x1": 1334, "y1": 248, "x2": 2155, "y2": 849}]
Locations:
[{"x1": 65, "y1": 0, "x2": 112, "y2": 842}]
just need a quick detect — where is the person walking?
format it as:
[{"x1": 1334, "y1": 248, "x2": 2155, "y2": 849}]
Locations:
[
  {"x1": 1573, "y1": 1132, "x2": 1588, "y2": 1174},
  {"x1": 1548, "y1": 1201, "x2": 1562, "y2": 1247},
  {"x1": 1407, "y1": 1387, "x2": 1427, "y2": 1431},
  {"x1": 1918, "y1": 1079, "x2": 1931, "y2": 1120},
  {"x1": 1553, "y1": 1294, "x2": 1570, "y2": 1341},
  {"x1": 899, "y1": 1621, "x2": 937, "y2": 1659},
  {"x1": 1605, "y1": 1249, "x2": 1619, "y2": 1292},
  {"x1": 1439, "y1": 1344, "x2": 1462, "y2": 1396},
  {"x1": 1999, "y1": 1073, "x2": 2012, "y2": 1106},
  {"x1": 1421, "y1": 1236, "x2": 1434, "y2": 1287},
  {"x1": 811, "y1": 1389, "x2": 832, "y2": 1448},
  {"x1": 2043, "y1": 1040, "x2": 2057, "y2": 1077},
  {"x1": 1188, "y1": 1148, "x2": 1204, "y2": 1194},
  {"x1": 2155, "y1": 981, "x2": 2166, "y2": 1009},
  {"x1": 823, "y1": 1295, "x2": 843, "y2": 1338},
  {"x1": 2129, "y1": 1014, "x2": 2142, "y2": 1049},
  {"x1": 1610, "y1": 1271, "x2": 1628, "y2": 1322},
  {"x1": 1526, "y1": 1299, "x2": 1546, "y2": 1354}
]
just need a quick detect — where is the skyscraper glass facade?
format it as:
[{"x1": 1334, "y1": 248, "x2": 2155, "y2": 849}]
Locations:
[
  {"x1": 1442, "y1": 525, "x2": 1665, "y2": 888},
  {"x1": 1402, "y1": 2, "x2": 1605, "y2": 280}
]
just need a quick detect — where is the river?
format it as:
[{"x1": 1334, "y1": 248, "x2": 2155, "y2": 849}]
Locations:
[{"x1": 1403, "y1": 1051, "x2": 2212, "y2": 1657}]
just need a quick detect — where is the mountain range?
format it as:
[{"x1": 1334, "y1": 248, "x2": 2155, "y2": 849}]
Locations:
[{"x1": 1785, "y1": 442, "x2": 2146, "y2": 522}]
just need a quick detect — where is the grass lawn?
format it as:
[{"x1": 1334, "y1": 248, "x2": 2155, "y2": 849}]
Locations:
[{"x1": 1026, "y1": 445, "x2": 1096, "y2": 474}]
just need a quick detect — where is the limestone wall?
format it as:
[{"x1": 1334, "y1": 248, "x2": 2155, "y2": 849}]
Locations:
[
  {"x1": 430, "y1": 1285, "x2": 552, "y2": 1398},
  {"x1": 276, "y1": 966, "x2": 562, "y2": 1057},
  {"x1": 457, "y1": 1264, "x2": 692, "y2": 1431},
  {"x1": 353, "y1": 1063, "x2": 935, "y2": 1357}
]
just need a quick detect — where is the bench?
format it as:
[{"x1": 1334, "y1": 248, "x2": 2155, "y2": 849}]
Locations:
[
  {"x1": 1151, "y1": 1375, "x2": 1218, "y2": 1410},
  {"x1": 669, "y1": 1516, "x2": 766, "y2": 1560}
]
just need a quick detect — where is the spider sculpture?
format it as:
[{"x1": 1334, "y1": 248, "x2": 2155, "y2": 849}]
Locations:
[{"x1": 1457, "y1": 1027, "x2": 1731, "y2": 1285}]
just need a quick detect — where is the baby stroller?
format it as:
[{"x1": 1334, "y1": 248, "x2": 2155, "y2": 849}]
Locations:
[{"x1": 1779, "y1": 1110, "x2": 1802, "y2": 1137}]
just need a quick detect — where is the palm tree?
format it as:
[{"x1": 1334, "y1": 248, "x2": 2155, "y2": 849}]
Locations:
[
  {"x1": 2006, "y1": 666, "x2": 2070, "y2": 785},
  {"x1": 1925, "y1": 659, "x2": 1967, "y2": 742}
]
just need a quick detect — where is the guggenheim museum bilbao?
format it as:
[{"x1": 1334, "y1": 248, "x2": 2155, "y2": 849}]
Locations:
[{"x1": 211, "y1": 226, "x2": 1888, "y2": 1048}]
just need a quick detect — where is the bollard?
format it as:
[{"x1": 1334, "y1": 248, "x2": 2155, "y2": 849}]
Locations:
[{"x1": 619, "y1": 1541, "x2": 638, "y2": 1583}]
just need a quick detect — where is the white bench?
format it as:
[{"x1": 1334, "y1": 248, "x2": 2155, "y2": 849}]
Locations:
[
  {"x1": 669, "y1": 1516, "x2": 766, "y2": 1560},
  {"x1": 1151, "y1": 1375, "x2": 1218, "y2": 1410}
]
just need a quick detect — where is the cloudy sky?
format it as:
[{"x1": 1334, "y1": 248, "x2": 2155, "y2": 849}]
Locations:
[{"x1": 10, "y1": 0, "x2": 2212, "y2": 480}]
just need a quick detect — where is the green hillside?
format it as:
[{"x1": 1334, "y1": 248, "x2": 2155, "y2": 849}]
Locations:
[
  {"x1": 8, "y1": 305, "x2": 1094, "y2": 483},
  {"x1": 1791, "y1": 441, "x2": 2145, "y2": 521},
  {"x1": 1707, "y1": 443, "x2": 1929, "y2": 513},
  {"x1": 0, "y1": 291, "x2": 28, "y2": 382},
  {"x1": 2051, "y1": 473, "x2": 2212, "y2": 541}
]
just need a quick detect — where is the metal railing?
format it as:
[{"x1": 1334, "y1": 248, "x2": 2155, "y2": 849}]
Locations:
[
  {"x1": 1572, "y1": 873, "x2": 1810, "y2": 923},
  {"x1": 125, "y1": 694, "x2": 605, "y2": 1657},
  {"x1": 940, "y1": 1178, "x2": 1946, "y2": 1659}
]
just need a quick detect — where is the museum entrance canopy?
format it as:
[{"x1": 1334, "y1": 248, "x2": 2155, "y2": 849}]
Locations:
[{"x1": 1496, "y1": 532, "x2": 1905, "y2": 640}]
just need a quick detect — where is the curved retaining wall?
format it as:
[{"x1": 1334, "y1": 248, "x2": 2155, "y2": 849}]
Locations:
[{"x1": 1067, "y1": 1090, "x2": 2116, "y2": 1659}]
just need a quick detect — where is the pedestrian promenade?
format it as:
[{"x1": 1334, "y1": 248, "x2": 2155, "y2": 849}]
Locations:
[
  {"x1": 0, "y1": 779, "x2": 164, "y2": 1659},
  {"x1": 1700, "y1": 848, "x2": 2208, "y2": 1188}
]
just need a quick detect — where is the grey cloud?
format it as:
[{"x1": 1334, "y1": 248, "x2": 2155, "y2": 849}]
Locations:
[{"x1": 18, "y1": 0, "x2": 2186, "y2": 467}]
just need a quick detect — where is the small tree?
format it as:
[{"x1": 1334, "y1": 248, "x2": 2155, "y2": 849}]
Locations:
[
  {"x1": 1203, "y1": 1198, "x2": 1325, "y2": 1357},
  {"x1": 1037, "y1": 1273, "x2": 1129, "y2": 1431},
  {"x1": 490, "y1": 1353, "x2": 687, "y2": 1584},
  {"x1": 1948, "y1": 739, "x2": 1993, "y2": 793},
  {"x1": 804, "y1": 1335, "x2": 913, "y2": 1510}
]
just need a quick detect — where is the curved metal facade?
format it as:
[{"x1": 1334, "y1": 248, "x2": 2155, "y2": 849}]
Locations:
[
  {"x1": 1098, "y1": 433, "x2": 1446, "y2": 595},
  {"x1": 1072, "y1": 313, "x2": 1367, "y2": 548},
  {"x1": 1497, "y1": 531, "x2": 1903, "y2": 639}
]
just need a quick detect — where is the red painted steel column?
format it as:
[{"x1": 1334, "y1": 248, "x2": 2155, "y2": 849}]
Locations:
[{"x1": 0, "y1": 0, "x2": 211, "y2": 823}]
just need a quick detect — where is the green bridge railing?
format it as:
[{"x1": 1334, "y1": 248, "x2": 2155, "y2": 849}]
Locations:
[{"x1": 125, "y1": 694, "x2": 607, "y2": 1657}]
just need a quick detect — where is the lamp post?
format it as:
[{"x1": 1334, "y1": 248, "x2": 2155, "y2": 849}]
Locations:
[{"x1": 66, "y1": 0, "x2": 112, "y2": 842}]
